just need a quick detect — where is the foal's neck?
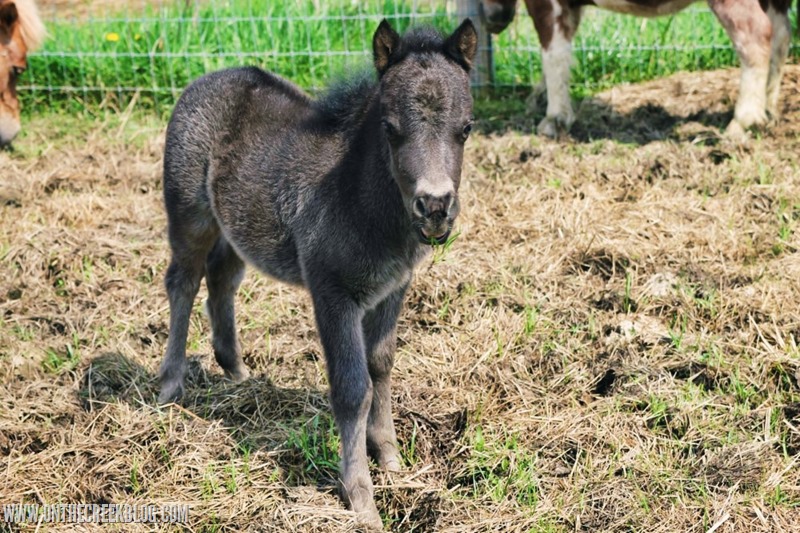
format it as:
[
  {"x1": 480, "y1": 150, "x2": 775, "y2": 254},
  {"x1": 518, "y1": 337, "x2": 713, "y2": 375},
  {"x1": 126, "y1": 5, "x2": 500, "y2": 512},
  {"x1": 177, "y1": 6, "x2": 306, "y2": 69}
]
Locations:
[{"x1": 348, "y1": 91, "x2": 417, "y2": 250}]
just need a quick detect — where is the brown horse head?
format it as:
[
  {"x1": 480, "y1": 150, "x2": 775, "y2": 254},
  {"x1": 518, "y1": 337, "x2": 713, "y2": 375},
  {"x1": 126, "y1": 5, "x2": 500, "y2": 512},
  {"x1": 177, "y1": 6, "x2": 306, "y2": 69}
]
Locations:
[{"x1": 0, "y1": 0, "x2": 44, "y2": 147}]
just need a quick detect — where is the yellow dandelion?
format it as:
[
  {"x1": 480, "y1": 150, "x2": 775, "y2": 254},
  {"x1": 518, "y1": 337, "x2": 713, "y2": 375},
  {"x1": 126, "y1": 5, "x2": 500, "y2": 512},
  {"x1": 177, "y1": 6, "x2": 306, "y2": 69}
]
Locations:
[
  {"x1": 105, "y1": 32, "x2": 120, "y2": 42},
  {"x1": 134, "y1": 33, "x2": 142, "y2": 41}
]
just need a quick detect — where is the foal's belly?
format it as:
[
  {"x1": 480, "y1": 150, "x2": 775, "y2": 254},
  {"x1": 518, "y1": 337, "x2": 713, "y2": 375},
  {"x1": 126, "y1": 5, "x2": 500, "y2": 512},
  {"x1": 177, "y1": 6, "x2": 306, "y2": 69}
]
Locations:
[
  {"x1": 208, "y1": 173, "x2": 304, "y2": 286},
  {"x1": 590, "y1": 0, "x2": 698, "y2": 16}
]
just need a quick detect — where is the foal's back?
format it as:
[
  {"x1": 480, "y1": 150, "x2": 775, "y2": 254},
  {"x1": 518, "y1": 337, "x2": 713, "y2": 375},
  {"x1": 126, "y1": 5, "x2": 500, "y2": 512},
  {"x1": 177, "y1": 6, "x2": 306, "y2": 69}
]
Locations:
[
  {"x1": 164, "y1": 67, "x2": 312, "y2": 206},
  {"x1": 163, "y1": 67, "x2": 330, "y2": 281}
]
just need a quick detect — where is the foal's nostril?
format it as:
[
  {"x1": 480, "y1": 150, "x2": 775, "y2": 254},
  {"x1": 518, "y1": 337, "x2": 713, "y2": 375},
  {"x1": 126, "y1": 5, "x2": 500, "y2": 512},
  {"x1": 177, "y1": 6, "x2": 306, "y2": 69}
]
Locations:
[
  {"x1": 413, "y1": 197, "x2": 427, "y2": 217},
  {"x1": 441, "y1": 192, "x2": 453, "y2": 212},
  {"x1": 414, "y1": 193, "x2": 455, "y2": 220}
]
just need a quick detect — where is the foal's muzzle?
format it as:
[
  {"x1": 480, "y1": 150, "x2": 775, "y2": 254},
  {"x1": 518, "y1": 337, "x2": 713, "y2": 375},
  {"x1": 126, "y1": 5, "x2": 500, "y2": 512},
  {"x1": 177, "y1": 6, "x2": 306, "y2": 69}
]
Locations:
[{"x1": 412, "y1": 193, "x2": 459, "y2": 245}]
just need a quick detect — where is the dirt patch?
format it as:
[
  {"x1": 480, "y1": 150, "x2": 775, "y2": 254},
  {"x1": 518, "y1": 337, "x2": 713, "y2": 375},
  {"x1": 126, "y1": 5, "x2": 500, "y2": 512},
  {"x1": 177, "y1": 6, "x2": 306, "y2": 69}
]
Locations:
[{"x1": 2, "y1": 67, "x2": 800, "y2": 531}]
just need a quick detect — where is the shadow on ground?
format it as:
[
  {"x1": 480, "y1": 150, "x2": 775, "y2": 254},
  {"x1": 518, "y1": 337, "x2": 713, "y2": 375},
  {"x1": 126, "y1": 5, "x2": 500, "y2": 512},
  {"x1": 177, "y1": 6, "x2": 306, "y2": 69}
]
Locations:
[
  {"x1": 475, "y1": 66, "x2": 800, "y2": 145},
  {"x1": 570, "y1": 100, "x2": 731, "y2": 145},
  {"x1": 475, "y1": 90, "x2": 732, "y2": 146},
  {"x1": 77, "y1": 352, "x2": 464, "y2": 531},
  {"x1": 79, "y1": 352, "x2": 336, "y2": 486}
]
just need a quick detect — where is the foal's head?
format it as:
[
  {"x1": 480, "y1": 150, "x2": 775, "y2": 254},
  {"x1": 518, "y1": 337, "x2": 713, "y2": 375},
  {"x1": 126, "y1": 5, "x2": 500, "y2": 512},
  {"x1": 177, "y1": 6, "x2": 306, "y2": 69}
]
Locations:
[
  {"x1": 373, "y1": 20, "x2": 477, "y2": 245},
  {"x1": 0, "y1": 0, "x2": 44, "y2": 146}
]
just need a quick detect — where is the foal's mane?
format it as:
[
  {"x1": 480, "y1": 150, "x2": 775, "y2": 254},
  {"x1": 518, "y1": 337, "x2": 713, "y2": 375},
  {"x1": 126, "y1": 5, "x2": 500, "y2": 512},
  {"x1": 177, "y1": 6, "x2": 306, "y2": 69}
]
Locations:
[
  {"x1": 314, "y1": 26, "x2": 450, "y2": 130},
  {"x1": 314, "y1": 70, "x2": 377, "y2": 130},
  {"x1": 7, "y1": 0, "x2": 46, "y2": 50},
  {"x1": 386, "y1": 26, "x2": 448, "y2": 66}
]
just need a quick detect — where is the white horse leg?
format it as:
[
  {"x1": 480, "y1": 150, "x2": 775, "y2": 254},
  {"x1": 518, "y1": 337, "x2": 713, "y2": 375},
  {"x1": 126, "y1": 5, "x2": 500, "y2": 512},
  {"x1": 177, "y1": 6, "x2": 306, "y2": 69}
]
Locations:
[
  {"x1": 539, "y1": 27, "x2": 575, "y2": 137},
  {"x1": 529, "y1": 1, "x2": 582, "y2": 138},
  {"x1": 708, "y1": 0, "x2": 772, "y2": 137},
  {"x1": 765, "y1": 4, "x2": 790, "y2": 118}
]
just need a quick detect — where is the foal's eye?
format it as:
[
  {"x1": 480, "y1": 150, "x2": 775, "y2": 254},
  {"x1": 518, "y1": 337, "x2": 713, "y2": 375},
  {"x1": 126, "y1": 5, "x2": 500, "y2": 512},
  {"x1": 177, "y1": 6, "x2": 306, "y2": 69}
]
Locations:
[
  {"x1": 461, "y1": 121, "x2": 473, "y2": 141},
  {"x1": 11, "y1": 66, "x2": 25, "y2": 77},
  {"x1": 381, "y1": 119, "x2": 401, "y2": 141}
]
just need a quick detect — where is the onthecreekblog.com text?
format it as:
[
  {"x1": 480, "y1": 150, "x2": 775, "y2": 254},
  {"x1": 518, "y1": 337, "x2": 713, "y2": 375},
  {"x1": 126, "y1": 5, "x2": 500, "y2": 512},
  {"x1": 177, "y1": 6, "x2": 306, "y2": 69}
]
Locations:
[{"x1": 3, "y1": 503, "x2": 190, "y2": 524}]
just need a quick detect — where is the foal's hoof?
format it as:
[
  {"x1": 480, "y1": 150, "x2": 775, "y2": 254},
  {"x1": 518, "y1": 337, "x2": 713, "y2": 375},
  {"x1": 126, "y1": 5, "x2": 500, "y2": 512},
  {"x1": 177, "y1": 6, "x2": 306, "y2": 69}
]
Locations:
[
  {"x1": 356, "y1": 508, "x2": 383, "y2": 531},
  {"x1": 723, "y1": 121, "x2": 748, "y2": 142},
  {"x1": 723, "y1": 119, "x2": 764, "y2": 143},
  {"x1": 369, "y1": 441, "x2": 403, "y2": 472},
  {"x1": 223, "y1": 365, "x2": 250, "y2": 383},
  {"x1": 381, "y1": 457, "x2": 403, "y2": 473},
  {"x1": 378, "y1": 448, "x2": 404, "y2": 473},
  {"x1": 157, "y1": 381, "x2": 184, "y2": 405},
  {"x1": 341, "y1": 483, "x2": 382, "y2": 530}
]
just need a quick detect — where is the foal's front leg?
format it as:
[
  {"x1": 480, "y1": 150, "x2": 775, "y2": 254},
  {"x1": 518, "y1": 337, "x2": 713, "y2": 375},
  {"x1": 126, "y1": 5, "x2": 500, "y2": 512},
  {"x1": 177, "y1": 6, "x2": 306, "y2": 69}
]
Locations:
[
  {"x1": 363, "y1": 284, "x2": 408, "y2": 472},
  {"x1": 310, "y1": 289, "x2": 381, "y2": 528}
]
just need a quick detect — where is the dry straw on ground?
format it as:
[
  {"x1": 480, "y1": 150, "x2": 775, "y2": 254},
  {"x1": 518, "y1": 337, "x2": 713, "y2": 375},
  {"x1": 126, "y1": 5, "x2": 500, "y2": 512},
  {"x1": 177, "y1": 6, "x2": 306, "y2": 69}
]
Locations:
[{"x1": 2, "y1": 67, "x2": 800, "y2": 532}]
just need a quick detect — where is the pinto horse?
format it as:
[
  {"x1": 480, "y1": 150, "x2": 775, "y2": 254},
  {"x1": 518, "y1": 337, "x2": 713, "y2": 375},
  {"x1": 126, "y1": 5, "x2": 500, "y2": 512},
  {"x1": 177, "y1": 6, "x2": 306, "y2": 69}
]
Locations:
[
  {"x1": 481, "y1": 0, "x2": 793, "y2": 138},
  {"x1": 0, "y1": 0, "x2": 44, "y2": 147}
]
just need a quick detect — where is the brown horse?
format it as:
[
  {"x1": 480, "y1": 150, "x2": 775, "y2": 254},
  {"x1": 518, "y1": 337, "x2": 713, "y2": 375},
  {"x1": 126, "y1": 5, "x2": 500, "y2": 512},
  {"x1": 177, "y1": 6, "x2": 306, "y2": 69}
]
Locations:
[
  {"x1": 481, "y1": 0, "x2": 793, "y2": 138},
  {"x1": 0, "y1": 0, "x2": 45, "y2": 147}
]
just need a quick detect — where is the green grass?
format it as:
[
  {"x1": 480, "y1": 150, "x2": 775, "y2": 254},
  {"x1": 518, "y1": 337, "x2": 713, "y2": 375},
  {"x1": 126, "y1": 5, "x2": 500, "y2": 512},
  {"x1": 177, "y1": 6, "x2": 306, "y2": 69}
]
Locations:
[
  {"x1": 21, "y1": 0, "x2": 799, "y2": 116},
  {"x1": 41, "y1": 333, "x2": 82, "y2": 374},
  {"x1": 285, "y1": 413, "x2": 341, "y2": 484},
  {"x1": 458, "y1": 424, "x2": 541, "y2": 506}
]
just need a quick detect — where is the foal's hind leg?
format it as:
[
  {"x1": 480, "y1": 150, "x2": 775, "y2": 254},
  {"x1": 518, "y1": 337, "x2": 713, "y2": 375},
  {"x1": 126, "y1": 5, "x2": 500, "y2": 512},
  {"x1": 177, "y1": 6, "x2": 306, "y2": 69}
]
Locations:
[
  {"x1": 708, "y1": 0, "x2": 772, "y2": 137},
  {"x1": 363, "y1": 285, "x2": 407, "y2": 473},
  {"x1": 765, "y1": 4, "x2": 791, "y2": 118},
  {"x1": 159, "y1": 239, "x2": 213, "y2": 404},
  {"x1": 205, "y1": 237, "x2": 249, "y2": 382}
]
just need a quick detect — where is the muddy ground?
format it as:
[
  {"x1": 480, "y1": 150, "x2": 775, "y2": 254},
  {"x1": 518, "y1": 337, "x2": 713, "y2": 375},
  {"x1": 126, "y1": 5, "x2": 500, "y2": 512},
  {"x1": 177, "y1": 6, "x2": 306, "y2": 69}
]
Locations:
[{"x1": 2, "y1": 66, "x2": 800, "y2": 532}]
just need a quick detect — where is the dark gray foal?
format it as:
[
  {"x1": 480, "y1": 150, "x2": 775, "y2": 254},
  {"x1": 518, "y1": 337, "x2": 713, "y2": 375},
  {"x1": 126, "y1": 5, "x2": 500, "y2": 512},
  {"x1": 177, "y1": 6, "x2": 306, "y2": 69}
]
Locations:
[{"x1": 158, "y1": 19, "x2": 477, "y2": 528}]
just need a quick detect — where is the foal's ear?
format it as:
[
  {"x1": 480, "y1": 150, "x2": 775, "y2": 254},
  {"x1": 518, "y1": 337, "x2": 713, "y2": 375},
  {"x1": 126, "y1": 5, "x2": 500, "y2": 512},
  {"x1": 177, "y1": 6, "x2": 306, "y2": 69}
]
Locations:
[
  {"x1": 0, "y1": 2, "x2": 19, "y2": 31},
  {"x1": 444, "y1": 19, "x2": 478, "y2": 71},
  {"x1": 373, "y1": 19, "x2": 401, "y2": 76}
]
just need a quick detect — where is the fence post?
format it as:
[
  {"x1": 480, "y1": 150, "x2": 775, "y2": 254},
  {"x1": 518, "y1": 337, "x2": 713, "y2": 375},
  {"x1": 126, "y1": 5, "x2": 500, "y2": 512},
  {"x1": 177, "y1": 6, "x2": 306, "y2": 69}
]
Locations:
[{"x1": 454, "y1": 0, "x2": 494, "y2": 92}]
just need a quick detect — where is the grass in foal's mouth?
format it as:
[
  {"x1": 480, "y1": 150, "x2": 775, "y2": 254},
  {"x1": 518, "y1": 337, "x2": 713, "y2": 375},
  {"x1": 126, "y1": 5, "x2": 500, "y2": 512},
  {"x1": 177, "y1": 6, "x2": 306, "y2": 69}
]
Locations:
[{"x1": 430, "y1": 230, "x2": 461, "y2": 265}]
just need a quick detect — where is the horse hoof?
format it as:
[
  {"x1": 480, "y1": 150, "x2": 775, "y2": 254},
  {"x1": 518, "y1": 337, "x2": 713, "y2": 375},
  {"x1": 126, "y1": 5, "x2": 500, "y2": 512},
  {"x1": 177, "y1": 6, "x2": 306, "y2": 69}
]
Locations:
[
  {"x1": 224, "y1": 366, "x2": 250, "y2": 383},
  {"x1": 157, "y1": 381, "x2": 184, "y2": 405},
  {"x1": 341, "y1": 483, "x2": 382, "y2": 530},
  {"x1": 537, "y1": 115, "x2": 572, "y2": 139},
  {"x1": 729, "y1": 107, "x2": 768, "y2": 134},
  {"x1": 381, "y1": 456, "x2": 403, "y2": 473},
  {"x1": 537, "y1": 119, "x2": 557, "y2": 139},
  {"x1": 355, "y1": 507, "x2": 383, "y2": 530},
  {"x1": 723, "y1": 120, "x2": 749, "y2": 142},
  {"x1": 369, "y1": 441, "x2": 403, "y2": 472}
]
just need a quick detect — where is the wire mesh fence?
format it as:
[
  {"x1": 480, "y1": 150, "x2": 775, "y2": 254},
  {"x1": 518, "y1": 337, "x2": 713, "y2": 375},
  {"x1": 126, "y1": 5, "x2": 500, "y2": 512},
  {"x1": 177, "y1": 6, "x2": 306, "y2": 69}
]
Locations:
[{"x1": 23, "y1": 0, "x2": 800, "y2": 114}]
